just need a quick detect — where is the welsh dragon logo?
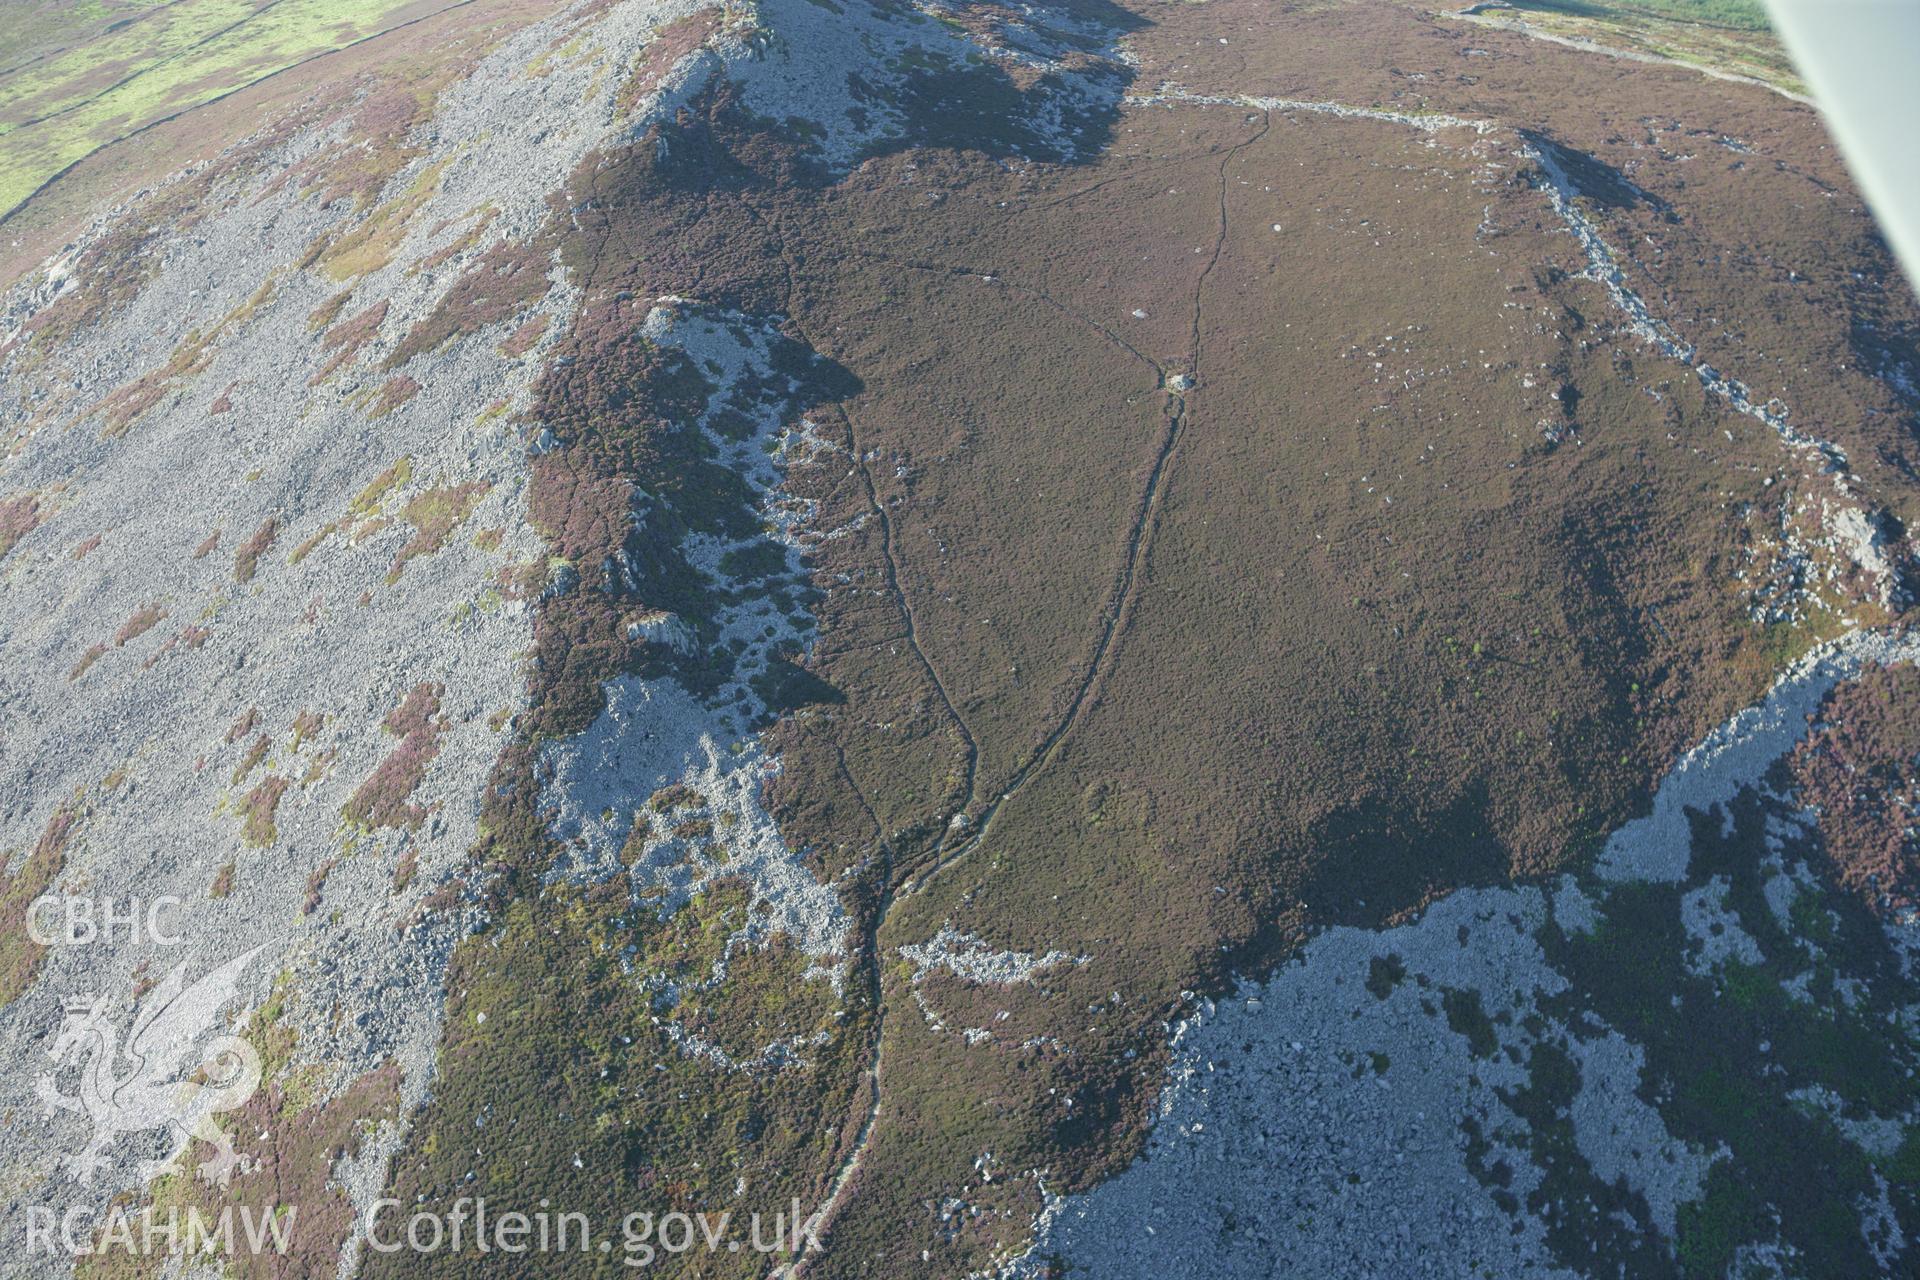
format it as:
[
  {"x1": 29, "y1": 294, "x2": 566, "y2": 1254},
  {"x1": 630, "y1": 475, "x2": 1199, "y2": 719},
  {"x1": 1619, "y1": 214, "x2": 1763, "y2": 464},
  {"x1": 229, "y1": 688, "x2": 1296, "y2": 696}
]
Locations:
[{"x1": 36, "y1": 945, "x2": 267, "y2": 1188}]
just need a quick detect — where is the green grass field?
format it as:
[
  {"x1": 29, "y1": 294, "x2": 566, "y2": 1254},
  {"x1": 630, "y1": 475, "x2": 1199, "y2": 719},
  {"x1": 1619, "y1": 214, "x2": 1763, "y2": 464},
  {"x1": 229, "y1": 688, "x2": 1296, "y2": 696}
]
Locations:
[
  {"x1": 1510, "y1": 0, "x2": 1770, "y2": 31},
  {"x1": 1477, "y1": 0, "x2": 1799, "y2": 94},
  {"x1": 0, "y1": 0, "x2": 455, "y2": 222}
]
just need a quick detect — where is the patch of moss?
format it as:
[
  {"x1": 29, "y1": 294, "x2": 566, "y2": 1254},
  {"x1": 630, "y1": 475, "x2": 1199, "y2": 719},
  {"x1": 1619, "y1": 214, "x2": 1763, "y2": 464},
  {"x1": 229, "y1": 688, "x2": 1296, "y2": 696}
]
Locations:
[
  {"x1": 1441, "y1": 987, "x2": 1498, "y2": 1059},
  {"x1": 1365, "y1": 953, "x2": 1406, "y2": 1000},
  {"x1": 342, "y1": 683, "x2": 445, "y2": 831},
  {"x1": 0, "y1": 807, "x2": 76, "y2": 1007},
  {"x1": 649, "y1": 784, "x2": 704, "y2": 813},
  {"x1": 352, "y1": 456, "x2": 414, "y2": 517},
  {"x1": 67, "y1": 642, "x2": 107, "y2": 681},
  {"x1": 393, "y1": 846, "x2": 418, "y2": 894},
  {"x1": 386, "y1": 481, "x2": 489, "y2": 582},
  {"x1": 312, "y1": 155, "x2": 451, "y2": 282},
  {"x1": 233, "y1": 518, "x2": 277, "y2": 584},
  {"x1": 0, "y1": 493, "x2": 43, "y2": 560},
  {"x1": 241, "y1": 776, "x2": 289, "y2": 847},
  {"x1": 112, "y1": 601, "x2": 166, "y2": 646},
  {"x1": 290, "y1": 709, "x2": 325, "y2": 749},
  {"x1": 367, "y1": 372, "x2": 421, "y2": 419},
  {"x1": 386, "y1": 238, "x2": 553, "y2": 367},
  {"x1": 233, "y1": 734, "x2": 271, "y2": 786},
  {"x1": 286, "y1": 522, "x2": 335, "y2": 566}
]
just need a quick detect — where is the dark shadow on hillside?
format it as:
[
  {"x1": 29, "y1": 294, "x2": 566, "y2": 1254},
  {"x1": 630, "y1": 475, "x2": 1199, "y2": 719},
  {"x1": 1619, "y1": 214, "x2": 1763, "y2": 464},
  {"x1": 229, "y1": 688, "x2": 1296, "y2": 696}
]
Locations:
[
  {"x1": 1505, "y1": 0, "x2": 1771, "y2": 34},
  {"x1": 1296, "y1": 781, "x2": 1514, "y2": 929},
  {"x1": 842, "y1": 0, "x2": 1146, "y2": 166},
  {"x1": 1522, "y1": 129, "x2": 1671, "y2": 215},
  {"x1": 748, "y1": 0, "x2": 1144, "y2": 175}
]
